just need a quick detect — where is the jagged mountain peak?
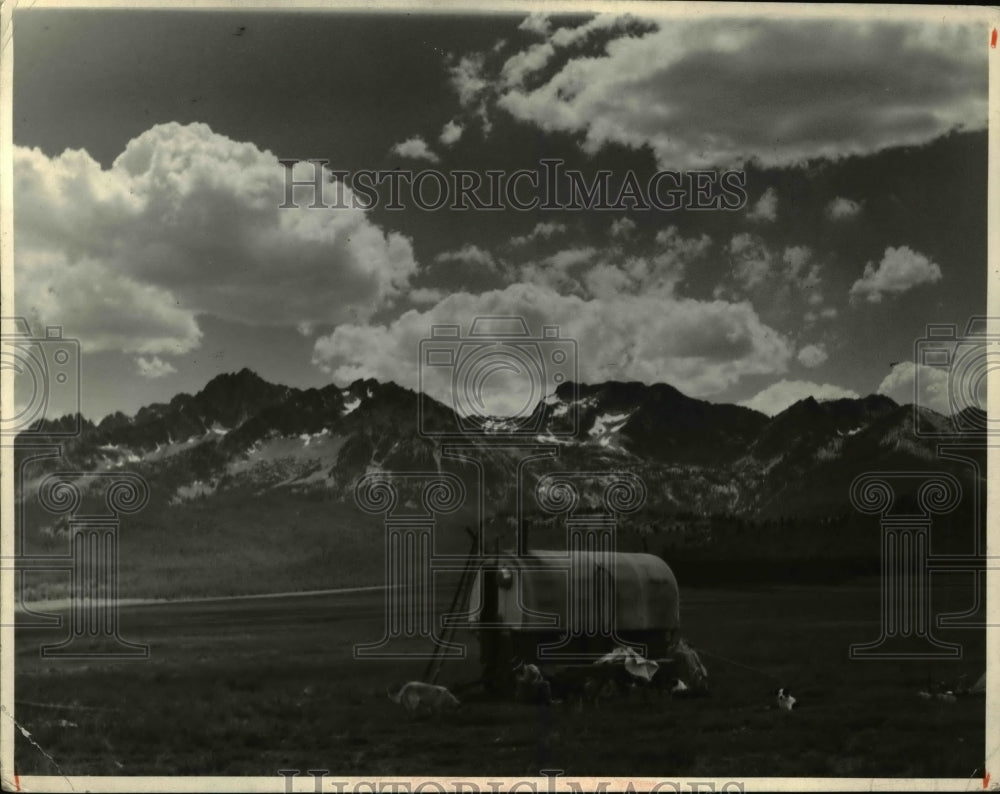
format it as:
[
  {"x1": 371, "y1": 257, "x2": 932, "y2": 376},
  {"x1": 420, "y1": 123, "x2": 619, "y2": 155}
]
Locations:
[
  {"x1": 557, "y1": 379, "x2": 691, "y2": 406},
  {"x1": 199, "y1": 366, "x2": 271, "y2": 391},
  {"x1": 773, "y1": 393, "x2": 899, "y2": 429},
  {"x1": 14, "y1": 372, "x2": 971, "y2": 521}
]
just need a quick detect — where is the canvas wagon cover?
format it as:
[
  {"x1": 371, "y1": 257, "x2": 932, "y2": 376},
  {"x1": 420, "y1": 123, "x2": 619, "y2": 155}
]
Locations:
[{"x1": 469, "y1": 550, "x2": 680, "y2": 633}]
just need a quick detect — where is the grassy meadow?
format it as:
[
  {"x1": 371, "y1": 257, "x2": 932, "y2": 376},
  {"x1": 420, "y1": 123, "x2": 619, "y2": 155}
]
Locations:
[{"x1": 12, "y1": 576, "x2": 987, "y2": 780}]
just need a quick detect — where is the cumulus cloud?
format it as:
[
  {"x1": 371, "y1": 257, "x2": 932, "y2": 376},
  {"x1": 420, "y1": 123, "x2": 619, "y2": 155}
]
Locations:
[
  {"x1": 518, "y1": 12, "x2": 551, "y2": 37},
  {"x1": 518, "y1": 247, "x2": 598, "y2": 294},
  {"x1": 747, "y1": 187, "x2": 778, "y2": 222},
  {"x1": 716, "y1": 238, "x2": 825, "y2": 321},
  {"x1": 409, "y1": 287, "x2": 446, "y2": 305},
  {"x1": 519, "y1": 227, "x2": 710, "y2": 301},
  {"x1": 826, "y1": 196, "x2": 862, "y2": 220},
  {"x1": 313, "y1": 284, "x2": 793, "y2": 415},
  {"x1": 548, "y1": 14, "x2": 656, "y2": 51},
  {"x1": 502, "y1": 41, "x2": 557, "y2": 87},
  {"x1": 741, "y1": 379, "x2": 860, "y2": 416},
  {"x1": 610, "y1": 217, "x2": 637, "y2": 238},
  {"x1": 16, "y1": 254, "x2": 202, "y2": 355},
  {"x1": 728, "y1": 233, "x2": 773, "y2": 290},
  {"x1": 805, "y1": 306, "x2": 839, "y2": 324},
  {"x1": 633, "y1": 226, "x2": 711, "y2": 295},
  {"x1": 782, "y1": 246, "x2": 822, "y2": 293},
  {"x1": 14, "y1": 123, "x2": 418, "y2": 354},
  {"x1": 477, "y1": 103, "x2": 494, "y2": 137},
  {"x1": 435, "y1": 244, "x2": 498, "y2": 271},
  {"x1": 583, "y1": 264, "x2": 633, "y2": 300},
  {"x1": 449, "y1": 53, "x2": 490, "y2": 107},
  {"x1": 544, "y1": 247, "x2": 597, "y2": 271},
  {"x1": 509, "y1": 221, "x2": 567, "y2": 246},
  {"x1": 439, "y1": 120, "x2": 464, "y2": 146},
  {"x1": 655, "y1": 226, "x2": 711, "y2": 254},
  {"x1": 135, "y1": 355, "x2": 177, "y2": 379},
  {"x1": 391, "y1": 136, "x2": 440, "y2": 163},
  {"x1": 877, "y1": 361, "x2": 963, "y2": 414},
  {"x1": 849, "y1": 245, "x2": 942, "y2": 303},
  {"x1": 796, "y1": 343, "x2": 828, "y2": 368},
  {"x1": 475, "y1": 17, "x2": 987, "y2": 170},
  {"x1": 782, "y1": 246, "x2": 812, "y2": 281}
]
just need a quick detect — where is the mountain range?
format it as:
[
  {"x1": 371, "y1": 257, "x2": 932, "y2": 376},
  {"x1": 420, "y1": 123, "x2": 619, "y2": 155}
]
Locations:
[
  {"x1": 12, "y1": 369, "x2": 988, "y2": 597},
  {"x1": 16, "y1": 368, "x2": 983, "y2": 520}
]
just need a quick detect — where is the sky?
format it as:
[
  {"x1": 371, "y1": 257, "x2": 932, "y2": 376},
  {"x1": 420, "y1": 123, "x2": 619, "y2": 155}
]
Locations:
[{"x1": 9, "y1": 6, "x2": 991, "y2": 422}]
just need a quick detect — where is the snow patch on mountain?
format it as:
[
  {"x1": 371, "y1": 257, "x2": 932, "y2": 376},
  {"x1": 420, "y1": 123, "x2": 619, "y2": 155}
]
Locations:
[
  {"x1": 549, "y1": 401, "x2": 570, "y2": 418},
  {"x1": 300, "y1": 428, "x2": 331, "y2": 446},
  {"x1": 170, "y1": 479, "x2": 217, "y2": 504},
  {"x1": 589, "y1": 412, "x2": 631, "y2": 437},
  {"x1": 586, "y1": 411, "x2": 632, "y2": 449},
  {"x1": 481, "y1": 417, "x2": 521, "y2": 432},
  {"x1": 535, "y1": 433, "x2": 571, "y2": 444}
]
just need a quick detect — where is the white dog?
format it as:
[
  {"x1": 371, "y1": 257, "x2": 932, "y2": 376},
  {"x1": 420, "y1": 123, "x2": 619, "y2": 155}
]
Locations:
[
  {"x1": 776, "y1": 687, "x2": 797, "y2": 711},
  {"x1": 387, "y1": 681, "x2": 461, "y2": 717}
]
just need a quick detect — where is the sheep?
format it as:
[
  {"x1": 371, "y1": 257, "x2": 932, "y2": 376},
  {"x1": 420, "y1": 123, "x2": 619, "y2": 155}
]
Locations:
[{"x1": 386, "y1": 681, "x2": 461, "y2": 718}]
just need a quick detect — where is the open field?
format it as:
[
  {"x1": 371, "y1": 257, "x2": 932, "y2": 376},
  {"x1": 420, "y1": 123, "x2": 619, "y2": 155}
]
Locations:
[{"x1": 12, "y1": 576, "x2": 986, "y2": 779}]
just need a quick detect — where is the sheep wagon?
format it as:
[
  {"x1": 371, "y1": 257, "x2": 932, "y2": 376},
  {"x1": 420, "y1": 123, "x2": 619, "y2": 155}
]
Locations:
[{"x1": 464, "y1": 549, "x2": 681, "y2": 694}]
